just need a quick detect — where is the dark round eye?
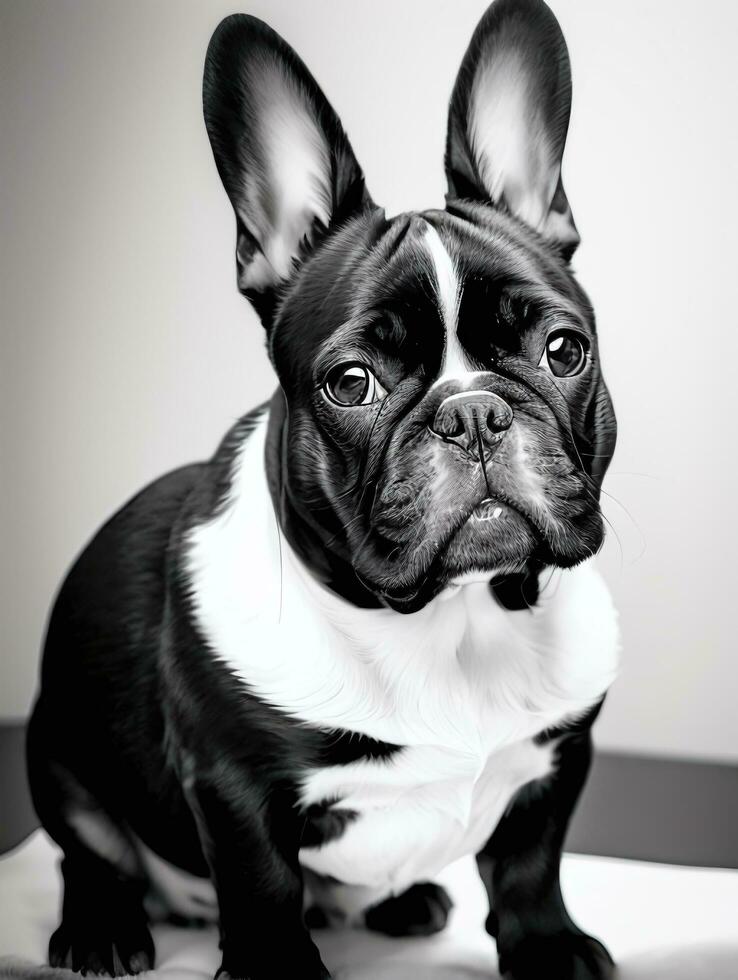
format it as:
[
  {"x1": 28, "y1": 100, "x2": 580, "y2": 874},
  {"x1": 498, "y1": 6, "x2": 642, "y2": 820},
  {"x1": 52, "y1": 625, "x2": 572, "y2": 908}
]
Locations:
[
  {"x1": 540, "y1": 331, "x2": 588, "y2": 378},
  {"x1": 323, "y1": 363, "x2": 387, "y2": 407}
]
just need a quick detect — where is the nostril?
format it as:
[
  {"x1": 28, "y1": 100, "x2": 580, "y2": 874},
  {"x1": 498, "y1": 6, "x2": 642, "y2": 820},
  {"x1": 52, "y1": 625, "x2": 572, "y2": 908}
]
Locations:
[
  {"x1": 486, "y1": 405, "x2": 513, "y2": 433},
  {"x1": 431, "y1": 407, "x2": 464, "y2": 440},
  {"x1": 442, "y1": 416, "x2": 465, "y2": 438}
]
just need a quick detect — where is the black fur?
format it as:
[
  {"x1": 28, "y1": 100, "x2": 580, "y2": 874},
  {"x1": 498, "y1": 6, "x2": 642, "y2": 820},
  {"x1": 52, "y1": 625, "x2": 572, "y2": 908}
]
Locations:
[
  {"x1": 28, "y1": 3, "x2": 616, "y2": 979},
  {"x1": 364, "y1": 882, "x2": 454, "y2": 937},
  {"x1": 478, "y1": 727, "x2": 613, "y2": 979}
]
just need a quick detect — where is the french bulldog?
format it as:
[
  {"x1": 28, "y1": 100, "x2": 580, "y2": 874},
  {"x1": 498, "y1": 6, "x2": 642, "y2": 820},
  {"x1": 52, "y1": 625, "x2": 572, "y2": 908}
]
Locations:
[{"x1": 27, "y1": 1, "x2": 619, "y2": 977}]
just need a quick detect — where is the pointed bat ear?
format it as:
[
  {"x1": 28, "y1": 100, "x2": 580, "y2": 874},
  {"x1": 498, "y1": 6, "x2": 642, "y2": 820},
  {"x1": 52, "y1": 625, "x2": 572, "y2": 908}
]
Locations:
[
  {"x1": 445, "y1": 0, "x2": 580, "y2": 259},
  {"x1": 203, "y1": 15, "x2": 374, "y2": 324}
]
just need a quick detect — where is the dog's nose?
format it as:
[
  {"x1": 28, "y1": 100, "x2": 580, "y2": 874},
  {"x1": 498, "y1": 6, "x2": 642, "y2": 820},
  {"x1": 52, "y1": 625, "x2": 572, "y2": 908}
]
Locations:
[{"x1": 429, "y1": 390, "x2": 513, "y2": 458}]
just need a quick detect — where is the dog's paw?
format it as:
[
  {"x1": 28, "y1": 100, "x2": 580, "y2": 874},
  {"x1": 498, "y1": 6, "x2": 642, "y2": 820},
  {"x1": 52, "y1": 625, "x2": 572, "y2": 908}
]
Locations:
[
  {"x1": 215, "y1": 944, "x2": 331, "y2": 980},
  {"x1": 48, "y1": 917, "x2": 154, "y2": 976},
  {"x1": 499, "y1": 930, "x2": 614, "y2": 980},
  {"x1": 364, "y1": 881, "x2": 453, "y2": 937}
]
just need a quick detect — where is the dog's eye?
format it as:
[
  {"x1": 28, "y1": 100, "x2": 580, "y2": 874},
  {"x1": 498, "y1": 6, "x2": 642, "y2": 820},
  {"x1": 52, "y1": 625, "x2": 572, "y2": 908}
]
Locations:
[
  {"x1": 540, "y1": 331, "x2": 588, "y2": 378},
  {"x1": 323, "y1": 363, "x2": 387, "y2": 407}
]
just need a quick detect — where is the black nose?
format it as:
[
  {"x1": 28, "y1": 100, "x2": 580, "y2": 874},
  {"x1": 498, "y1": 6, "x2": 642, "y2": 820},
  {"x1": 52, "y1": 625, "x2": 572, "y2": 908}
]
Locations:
[{"x1": 429, "y1": 390, "x2": 513, "y2": 458}]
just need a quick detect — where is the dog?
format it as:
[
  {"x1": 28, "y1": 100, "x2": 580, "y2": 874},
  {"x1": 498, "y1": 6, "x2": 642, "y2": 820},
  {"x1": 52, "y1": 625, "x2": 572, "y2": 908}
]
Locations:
[{"x1": 27, "y1": 1, "x2": 619, "y2": 977}]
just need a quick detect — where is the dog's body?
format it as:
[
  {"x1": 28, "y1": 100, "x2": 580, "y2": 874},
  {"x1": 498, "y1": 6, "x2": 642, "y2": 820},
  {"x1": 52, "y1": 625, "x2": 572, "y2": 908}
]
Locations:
[{"x1": 28, "y1": 2, "x2": 619, "y2": 977}]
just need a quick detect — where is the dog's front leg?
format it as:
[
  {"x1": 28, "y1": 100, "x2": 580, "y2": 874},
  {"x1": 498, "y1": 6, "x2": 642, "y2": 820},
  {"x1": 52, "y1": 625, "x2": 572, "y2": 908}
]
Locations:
[
  {"x1": 477, "y1": 726, "x2": 614, "y2": 980},
  {"x1": 184, "y1": 767, "x2": 330, "y2": 980}
]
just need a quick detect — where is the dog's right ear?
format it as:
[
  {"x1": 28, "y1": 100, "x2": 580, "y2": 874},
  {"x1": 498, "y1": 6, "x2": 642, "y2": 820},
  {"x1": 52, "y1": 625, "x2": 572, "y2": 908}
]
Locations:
[
  {"x1": 203, "y1": 15, "x2": 373, "y2": 325},
  {"x1": 445, "y1": 0, "x2": 580, "y2": 259}
]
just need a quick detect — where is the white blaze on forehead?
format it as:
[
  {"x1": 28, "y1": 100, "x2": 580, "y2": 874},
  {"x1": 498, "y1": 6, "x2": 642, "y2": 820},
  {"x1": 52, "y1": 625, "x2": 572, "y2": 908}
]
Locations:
[
  {"x1": 422, "y1": 223, "x2": 471, "y2": 381},
  {"x1": 423, "y1": 223, "x2": 460, "y2": 335}
]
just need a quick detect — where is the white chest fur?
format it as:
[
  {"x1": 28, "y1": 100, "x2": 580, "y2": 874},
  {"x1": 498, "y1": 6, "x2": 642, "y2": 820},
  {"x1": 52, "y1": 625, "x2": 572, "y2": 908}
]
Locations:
[
  {"x1": 186, "y1": 412, "x2": 619, "y2": 897},
  {"x1": 298, "y1": 738, "x2": 555, "y2": 905}
]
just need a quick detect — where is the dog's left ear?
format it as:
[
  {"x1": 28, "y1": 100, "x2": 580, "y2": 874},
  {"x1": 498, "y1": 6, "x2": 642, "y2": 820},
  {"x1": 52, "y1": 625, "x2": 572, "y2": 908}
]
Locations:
[
  {"x1": 203, "y1": 15, "x2": 374, "y2": 324},
  {"x1": 445, "y1": 0, "x2": 579, "y2": 258}
]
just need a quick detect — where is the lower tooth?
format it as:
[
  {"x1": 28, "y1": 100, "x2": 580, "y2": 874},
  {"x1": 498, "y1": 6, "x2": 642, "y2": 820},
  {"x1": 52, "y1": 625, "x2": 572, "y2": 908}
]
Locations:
[{"x1": 474, "y1": 503, "x2": 503, "y2": 523}]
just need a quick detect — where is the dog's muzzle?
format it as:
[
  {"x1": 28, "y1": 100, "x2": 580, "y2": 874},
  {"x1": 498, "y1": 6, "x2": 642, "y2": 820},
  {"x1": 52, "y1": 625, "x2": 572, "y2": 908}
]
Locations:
[{"x1": 429, "y1": 389, "x2": 513, "y2": 461}]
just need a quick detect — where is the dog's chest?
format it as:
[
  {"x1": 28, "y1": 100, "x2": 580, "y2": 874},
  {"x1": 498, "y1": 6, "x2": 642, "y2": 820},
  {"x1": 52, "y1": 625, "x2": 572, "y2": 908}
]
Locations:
[
  {"x1": 185, "y1": 416, "x2": 619, "y2": 891},
  {"x1": 298, "y1": 735, "x2": 553, "y2": 896},
  {"x1": 291, "y1": 591, "x2": 563, "y2": 893}
]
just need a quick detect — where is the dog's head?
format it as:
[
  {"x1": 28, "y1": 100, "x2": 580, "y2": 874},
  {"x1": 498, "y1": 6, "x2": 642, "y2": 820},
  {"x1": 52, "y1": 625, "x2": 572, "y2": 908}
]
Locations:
[{"x1": 203, "y1": 0, "x2": 616, "y2": 613}]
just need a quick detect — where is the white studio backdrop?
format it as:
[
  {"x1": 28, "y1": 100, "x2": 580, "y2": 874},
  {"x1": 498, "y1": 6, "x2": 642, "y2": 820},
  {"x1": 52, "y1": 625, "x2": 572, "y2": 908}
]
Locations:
[{"x1": 2, "y1": 0, "x2": 736, "y2": 761}]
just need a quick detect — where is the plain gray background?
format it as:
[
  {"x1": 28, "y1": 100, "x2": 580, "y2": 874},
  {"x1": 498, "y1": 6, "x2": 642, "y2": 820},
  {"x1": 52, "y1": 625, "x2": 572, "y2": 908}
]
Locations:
[{"x1": 2, "y1": 0, "x2": 736, "y2": 763}]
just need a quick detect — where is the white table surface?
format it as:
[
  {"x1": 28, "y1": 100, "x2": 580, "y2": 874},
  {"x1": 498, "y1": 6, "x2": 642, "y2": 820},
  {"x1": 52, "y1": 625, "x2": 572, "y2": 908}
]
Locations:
[{"x1": 0, "y1": 831, "x2": 736, "y2": 979}]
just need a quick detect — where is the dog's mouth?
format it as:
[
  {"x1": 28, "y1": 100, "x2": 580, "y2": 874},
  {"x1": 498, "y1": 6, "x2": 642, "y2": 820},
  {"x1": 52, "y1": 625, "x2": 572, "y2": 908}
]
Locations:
[
  {"x1": 471, "y1": 497, "x2": 506, "y2": 523},
  {"x1": 367, "y1": 489, "x2": 542, "y2": 612},
  {"x1": 467, "y1": 491, "x2": 549, "y2": 539},
  {"x1": 351, "y1": 447, "x2": 603, "y2": 614}
]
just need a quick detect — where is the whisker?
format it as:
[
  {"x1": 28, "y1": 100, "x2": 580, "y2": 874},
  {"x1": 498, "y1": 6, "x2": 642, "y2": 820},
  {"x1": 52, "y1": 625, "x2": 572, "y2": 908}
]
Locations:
[
  {"x1": 577, "y1": 479, "x2": 627, "y2": 570},
  {"x1": 275, "y1": 510, "x2": 284, "y2": 623},
  {"x1": 474, "y1": 418, "x2": 494, "y2": 499},
  {"x1": 597, "y1": 485, "x2": 646, "y2": 563}
]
